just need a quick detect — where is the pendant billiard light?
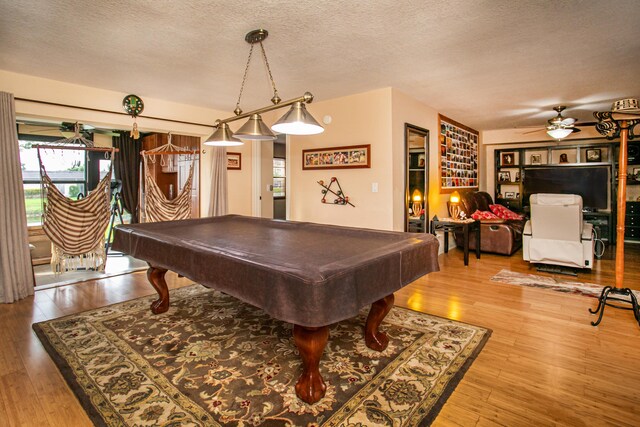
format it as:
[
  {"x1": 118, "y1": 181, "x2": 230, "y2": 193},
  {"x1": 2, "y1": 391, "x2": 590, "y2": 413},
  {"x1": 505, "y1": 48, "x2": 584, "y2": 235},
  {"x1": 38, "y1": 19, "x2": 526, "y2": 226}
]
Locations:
[{"x1": 205, "y1": 29, "x2": 324, "y2": 146}]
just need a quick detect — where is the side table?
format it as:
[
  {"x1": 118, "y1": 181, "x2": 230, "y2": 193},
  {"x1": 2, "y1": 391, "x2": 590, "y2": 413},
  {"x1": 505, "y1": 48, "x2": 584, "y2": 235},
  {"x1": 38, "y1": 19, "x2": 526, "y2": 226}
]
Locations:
[{"x1": 430, "y1": 218, "x2": 481, "y2": 266}]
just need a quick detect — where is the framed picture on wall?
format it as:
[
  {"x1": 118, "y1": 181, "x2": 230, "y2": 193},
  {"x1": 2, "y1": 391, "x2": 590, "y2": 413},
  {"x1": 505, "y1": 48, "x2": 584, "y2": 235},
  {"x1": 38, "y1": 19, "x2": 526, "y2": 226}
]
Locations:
[
  {"x1": 501, "y1": 152, "x2": 515, "y2": 166},
  {"x1": 586, "y1": 148, "x2": 601, "y2": 162},
  {"x1": 227, "y1": 152, "x2": 241, "y2": 170},
  {"x1": 438, "y1": 114, "x2": 479, "y2": 193},
  {"x1": 302, "y1": 144, "x2": 371, "y2": 170},
  {"x1": 530, "y1": 154, "x2": 542, "y2": 165},
  {"x1": 498, "y1": 171, "x2": 511, "y2": 182}
]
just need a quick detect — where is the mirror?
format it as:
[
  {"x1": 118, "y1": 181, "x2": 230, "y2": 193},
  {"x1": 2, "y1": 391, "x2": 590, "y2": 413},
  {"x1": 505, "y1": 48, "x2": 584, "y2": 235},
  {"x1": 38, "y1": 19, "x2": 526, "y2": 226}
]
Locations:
[{"x1": 405, "y1": 124, "x2": 429, "y2": 232}]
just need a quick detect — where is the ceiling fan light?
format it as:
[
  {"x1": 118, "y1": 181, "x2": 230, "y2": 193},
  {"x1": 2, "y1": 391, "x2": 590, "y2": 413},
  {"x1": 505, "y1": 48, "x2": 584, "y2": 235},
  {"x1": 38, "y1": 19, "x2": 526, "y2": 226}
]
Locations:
[
  {"x1": 547, "y1": 127, "x2": 573, "y2": 140},
  {"x1": 271, "y1": 102, "x2": 324, "y2": 135},
  {"x1": 204, "y1": 123, "x2": 244, "y2": 146},
  {"x1": 233, "y1": 114, "x2": 276, "y2": 140}
]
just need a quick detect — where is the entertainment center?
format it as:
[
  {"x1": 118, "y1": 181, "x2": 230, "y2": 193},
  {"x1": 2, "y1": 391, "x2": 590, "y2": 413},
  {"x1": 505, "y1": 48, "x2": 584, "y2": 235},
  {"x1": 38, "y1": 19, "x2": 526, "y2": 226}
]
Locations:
[{"x1": 495, "y1": 140, "x2": 640, "y2": 243}]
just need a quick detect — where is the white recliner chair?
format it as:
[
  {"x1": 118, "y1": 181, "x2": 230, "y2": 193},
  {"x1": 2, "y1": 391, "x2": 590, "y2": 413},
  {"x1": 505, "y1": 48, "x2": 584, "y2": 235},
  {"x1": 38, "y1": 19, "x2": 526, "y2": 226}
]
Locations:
[{"x1": 523, "y1": 194, "x2": 595, "y2": 269}]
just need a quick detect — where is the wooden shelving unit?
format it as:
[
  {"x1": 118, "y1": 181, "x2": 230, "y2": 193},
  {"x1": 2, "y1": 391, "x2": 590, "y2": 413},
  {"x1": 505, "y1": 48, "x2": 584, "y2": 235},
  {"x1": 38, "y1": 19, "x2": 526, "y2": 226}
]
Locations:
[{"x1": 494, "y1": 141, "x2": 620, "y2": 242}]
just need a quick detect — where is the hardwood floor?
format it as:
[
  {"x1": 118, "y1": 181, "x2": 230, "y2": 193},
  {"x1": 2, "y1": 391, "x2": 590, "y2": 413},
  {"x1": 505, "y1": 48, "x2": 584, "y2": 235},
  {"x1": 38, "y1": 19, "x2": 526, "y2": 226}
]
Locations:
[{"x1": 1, "y1": 244, "x2": 639, "y2": 426}]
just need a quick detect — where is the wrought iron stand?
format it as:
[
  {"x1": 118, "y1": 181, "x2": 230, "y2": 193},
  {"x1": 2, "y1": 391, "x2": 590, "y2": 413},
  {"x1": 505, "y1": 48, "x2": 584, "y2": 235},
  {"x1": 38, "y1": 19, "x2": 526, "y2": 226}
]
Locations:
[
  {"x1": 591, "y1": 102, "x2": 640, "y2": 326},
  {"x1": 589, "y1": 286, "x2": 640, "y2": 326}
]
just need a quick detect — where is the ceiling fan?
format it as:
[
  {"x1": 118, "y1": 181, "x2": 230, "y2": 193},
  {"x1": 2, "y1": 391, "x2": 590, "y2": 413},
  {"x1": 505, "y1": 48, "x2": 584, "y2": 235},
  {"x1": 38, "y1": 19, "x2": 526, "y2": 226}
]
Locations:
[
  {"x1": 523, "y1": 106, "x2": 595, "y2": 140},
  {"x1": 19, "y1": 120, "x2": 119, "y2": 137}
]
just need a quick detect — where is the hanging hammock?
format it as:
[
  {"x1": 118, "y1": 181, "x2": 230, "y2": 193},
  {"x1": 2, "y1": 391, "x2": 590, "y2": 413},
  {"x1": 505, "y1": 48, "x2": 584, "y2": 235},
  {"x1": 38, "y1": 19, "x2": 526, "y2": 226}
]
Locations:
[
  {"x1": 142, "y1": 134, "x2": 197, "y2": 223},
  {"x1": 37, "y1": 144, "x2": 114, "y2": 273}
]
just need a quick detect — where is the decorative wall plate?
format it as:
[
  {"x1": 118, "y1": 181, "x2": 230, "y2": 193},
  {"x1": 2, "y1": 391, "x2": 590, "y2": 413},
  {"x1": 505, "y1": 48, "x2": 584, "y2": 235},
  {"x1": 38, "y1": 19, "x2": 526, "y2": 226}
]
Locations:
[{"x1": 122, "y1": 94, "x2": 144, "y2": 116}]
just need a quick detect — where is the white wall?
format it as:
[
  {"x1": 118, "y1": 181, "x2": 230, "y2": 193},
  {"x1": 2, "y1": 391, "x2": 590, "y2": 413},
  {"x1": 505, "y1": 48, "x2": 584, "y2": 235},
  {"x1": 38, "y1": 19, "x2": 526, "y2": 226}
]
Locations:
[
  {"x1": 288, "y1": 88, "x2": 395, "y2": 230},
  {"x1": 391, "y1": 89, "x2": 452, "y2": 229}
]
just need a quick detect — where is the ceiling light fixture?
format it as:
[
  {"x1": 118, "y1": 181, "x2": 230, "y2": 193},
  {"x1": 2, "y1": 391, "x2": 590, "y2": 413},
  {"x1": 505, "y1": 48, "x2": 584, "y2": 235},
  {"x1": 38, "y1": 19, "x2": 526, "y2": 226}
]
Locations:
[
  {"x1": 546, "y1": 127, "x2": 573, "y2": 140},
  {"x1": 205, "y1": 29, "x2": 324, "y2": 146},
  {"x1": 545, "y1": 105, "x2": 576, "y2": 140}
]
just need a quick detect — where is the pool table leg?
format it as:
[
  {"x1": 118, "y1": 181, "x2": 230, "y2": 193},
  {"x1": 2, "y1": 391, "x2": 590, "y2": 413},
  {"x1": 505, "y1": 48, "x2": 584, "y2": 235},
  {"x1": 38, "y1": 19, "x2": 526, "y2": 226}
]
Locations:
[
  {"x1": 147, "y1": 266, "x2": 170, "y2": 314},
  {"x1": 365, "y1": 293, "x2": 395, "y2": 351},
  {"x1": 293, "y1": 324, "x2": 329, "y2": 404}
]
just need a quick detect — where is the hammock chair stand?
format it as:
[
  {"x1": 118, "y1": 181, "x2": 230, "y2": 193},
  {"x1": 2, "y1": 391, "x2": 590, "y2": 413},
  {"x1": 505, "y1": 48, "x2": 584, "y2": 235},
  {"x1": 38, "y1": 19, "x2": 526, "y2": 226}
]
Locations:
[
  {"x1": 141, "y1": 133, "x2": 198, "y2": 223},
  {"x1": 34, "y1": 129, "x2": 119, "y2": 273}
]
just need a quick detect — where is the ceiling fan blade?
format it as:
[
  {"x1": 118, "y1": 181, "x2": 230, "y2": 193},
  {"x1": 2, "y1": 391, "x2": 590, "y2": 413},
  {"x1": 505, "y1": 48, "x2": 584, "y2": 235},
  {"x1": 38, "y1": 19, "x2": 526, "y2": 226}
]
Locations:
[
  {"x1": 522, "y1": 128, "x2": 545, "y2": 135},
  {"x1": 575, "y1": 121, "x2": 597, "y2": 127},
  {"x1": 27, "y1": 127, "x2": 60, "y2": 134},
  {"x1": 570, "y1": 127, "x2": 582, "y2": 133}
]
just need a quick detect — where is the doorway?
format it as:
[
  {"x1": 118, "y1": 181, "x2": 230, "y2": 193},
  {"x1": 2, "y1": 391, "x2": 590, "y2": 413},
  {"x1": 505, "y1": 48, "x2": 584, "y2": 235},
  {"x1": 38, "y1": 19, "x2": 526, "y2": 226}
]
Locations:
[
  {"x1": 405, "y1": 124, "x2": 429, "y2": 232},
  {"x1": 255, "y1": 134, "x2": 287, "y2": 219}
]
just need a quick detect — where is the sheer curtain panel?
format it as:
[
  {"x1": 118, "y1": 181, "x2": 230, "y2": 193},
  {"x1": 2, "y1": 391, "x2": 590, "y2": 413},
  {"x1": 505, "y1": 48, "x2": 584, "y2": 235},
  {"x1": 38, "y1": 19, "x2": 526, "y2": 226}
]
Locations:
[
  {"x1": 0, "y1": 92, "x2": 35, "y2": 303},
  {"x1": 208, "y1": 147, "x2": 228, "y2": 217}
]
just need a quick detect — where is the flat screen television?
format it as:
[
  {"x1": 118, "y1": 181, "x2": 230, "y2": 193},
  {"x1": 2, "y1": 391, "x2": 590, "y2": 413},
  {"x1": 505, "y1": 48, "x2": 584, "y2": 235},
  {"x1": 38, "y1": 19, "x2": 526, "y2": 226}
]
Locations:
[{"x1": 522, "y1": 166, "x2": 610, "y2": 210}]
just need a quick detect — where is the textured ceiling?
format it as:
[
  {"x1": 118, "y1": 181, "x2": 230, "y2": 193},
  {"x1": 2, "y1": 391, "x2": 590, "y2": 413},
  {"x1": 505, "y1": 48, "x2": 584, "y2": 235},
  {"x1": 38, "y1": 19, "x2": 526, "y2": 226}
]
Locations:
[{"x1": 1, "y1": 0, "x2": 639, "y2": 131}]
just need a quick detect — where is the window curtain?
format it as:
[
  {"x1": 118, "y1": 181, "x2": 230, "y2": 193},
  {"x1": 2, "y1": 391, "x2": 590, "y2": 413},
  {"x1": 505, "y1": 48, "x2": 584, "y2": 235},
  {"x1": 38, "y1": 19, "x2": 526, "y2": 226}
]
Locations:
[
  {"x1": 113, "y1": 133, "x2": 141, "y2": 223},
  {"x1": 0, "y1": 92, "x2": 34, "y2": 303},
  {"x1": 208, "y1": 147, "x2": 228, "y2": 216}
]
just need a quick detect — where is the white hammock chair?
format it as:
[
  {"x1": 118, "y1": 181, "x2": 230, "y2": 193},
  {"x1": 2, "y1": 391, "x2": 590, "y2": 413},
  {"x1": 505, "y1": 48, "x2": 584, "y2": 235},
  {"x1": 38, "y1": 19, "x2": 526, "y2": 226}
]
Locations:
[{"x1": 142, "y1": 135, "x2": 197, "y2": 223}]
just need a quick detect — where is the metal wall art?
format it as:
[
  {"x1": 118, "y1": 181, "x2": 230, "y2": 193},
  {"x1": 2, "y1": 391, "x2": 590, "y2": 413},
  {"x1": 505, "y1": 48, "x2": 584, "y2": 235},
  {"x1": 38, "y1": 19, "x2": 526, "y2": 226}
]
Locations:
[{"x1": 317, "y1": 177, "x2": 355, "y2": 206}]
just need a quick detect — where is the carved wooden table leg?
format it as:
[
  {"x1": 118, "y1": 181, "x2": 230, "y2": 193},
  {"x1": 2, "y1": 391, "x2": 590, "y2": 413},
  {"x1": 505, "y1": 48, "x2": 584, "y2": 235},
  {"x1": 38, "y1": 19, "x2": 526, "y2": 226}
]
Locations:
[
  {"x1": 147, "y1": 266, "x2": 170, "y2": 314},
  {"x1": 365, "y1": 293, "x2": 395, "y2": 351},
  {"x1": 293, "y1": 324, "x2": 329, "y2": 404}
]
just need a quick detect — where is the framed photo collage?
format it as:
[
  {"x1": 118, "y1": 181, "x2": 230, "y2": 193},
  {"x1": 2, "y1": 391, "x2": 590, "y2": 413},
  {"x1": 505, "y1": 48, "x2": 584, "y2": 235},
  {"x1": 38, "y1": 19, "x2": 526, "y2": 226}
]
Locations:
[{"x1": 438, "y1": 114, "x2": 479, "y2": 192}]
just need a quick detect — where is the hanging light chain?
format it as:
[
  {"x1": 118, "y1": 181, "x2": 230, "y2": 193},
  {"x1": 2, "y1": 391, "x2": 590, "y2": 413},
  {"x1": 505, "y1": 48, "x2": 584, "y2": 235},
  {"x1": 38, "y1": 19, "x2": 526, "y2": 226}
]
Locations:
[
  {"x1": 260, "y1": 42, "x2": 282, "y2": 105},
  {"x1": 235, "y1": 43, "x2": 255, "y2": 116},
  {"x1": 259, "y1": 41, "x2": 281, "y2": 105}
]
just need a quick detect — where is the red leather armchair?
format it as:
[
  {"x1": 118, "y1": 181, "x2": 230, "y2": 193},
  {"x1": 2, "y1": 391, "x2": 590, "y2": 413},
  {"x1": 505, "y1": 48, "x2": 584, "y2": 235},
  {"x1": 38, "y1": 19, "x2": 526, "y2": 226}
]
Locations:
[{"x1": 453, "y1": 191, "x2": 525, "y2": 255}]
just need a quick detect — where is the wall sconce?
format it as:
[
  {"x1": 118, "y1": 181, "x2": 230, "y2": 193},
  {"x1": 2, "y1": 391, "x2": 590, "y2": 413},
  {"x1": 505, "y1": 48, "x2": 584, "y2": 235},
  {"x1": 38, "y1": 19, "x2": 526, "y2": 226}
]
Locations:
[
  {"x1": 448, "y1": 190, "x2": 461, "y2": 219},
  {"x1": 411, "y1": 189, "x2": 422, "y2": 215},
  {"x1": 205, "y1": 29, "x2": 324, "y2": 146}
]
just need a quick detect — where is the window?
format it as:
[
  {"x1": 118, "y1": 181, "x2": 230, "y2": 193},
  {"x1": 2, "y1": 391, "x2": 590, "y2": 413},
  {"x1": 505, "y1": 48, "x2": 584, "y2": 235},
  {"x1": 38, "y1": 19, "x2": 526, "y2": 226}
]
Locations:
[
  {"x1": 273, "y1": 158, "x2": 285, "y2": 198},
  {"x1": 19, "y1": 137, "x2": 87, "y2": 226}
]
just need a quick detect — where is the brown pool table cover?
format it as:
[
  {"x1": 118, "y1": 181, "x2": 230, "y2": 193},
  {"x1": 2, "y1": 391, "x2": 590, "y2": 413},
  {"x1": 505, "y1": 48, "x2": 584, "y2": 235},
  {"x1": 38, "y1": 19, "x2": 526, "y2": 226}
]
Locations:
[{"x1": 112, "y1": 215, "x2": 439, "y2": 327}]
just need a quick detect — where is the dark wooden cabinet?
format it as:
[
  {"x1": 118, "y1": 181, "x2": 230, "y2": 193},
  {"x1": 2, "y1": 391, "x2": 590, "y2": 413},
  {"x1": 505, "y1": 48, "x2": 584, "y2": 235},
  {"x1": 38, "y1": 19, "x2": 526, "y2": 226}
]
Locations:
[{"x1": 141, "y1": 133, "x2": 201, "y2": 218}]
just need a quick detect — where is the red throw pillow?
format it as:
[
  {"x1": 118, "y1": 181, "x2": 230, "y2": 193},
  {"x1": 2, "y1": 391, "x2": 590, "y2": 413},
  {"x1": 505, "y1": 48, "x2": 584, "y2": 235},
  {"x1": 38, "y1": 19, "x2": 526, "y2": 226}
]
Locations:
[
  {"x1": 489, "y1": 204, "x2": 523, "y2": 220},
  {"x1": 471, "y1": 210, "x2": 500, "y2": 220}
]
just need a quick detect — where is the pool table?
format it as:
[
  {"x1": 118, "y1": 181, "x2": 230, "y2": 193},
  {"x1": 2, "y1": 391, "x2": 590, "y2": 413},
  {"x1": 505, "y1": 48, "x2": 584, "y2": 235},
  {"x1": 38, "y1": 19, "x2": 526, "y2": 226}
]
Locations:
[{"x1": 112, "y1": 215, "x2": 439, "y2": 404}]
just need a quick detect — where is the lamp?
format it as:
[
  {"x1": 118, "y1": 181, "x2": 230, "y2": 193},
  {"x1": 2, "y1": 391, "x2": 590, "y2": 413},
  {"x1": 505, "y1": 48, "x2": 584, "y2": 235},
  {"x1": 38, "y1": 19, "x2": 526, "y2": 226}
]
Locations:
[
  {"x1": 205, "y1": 123, "x2": 243, "y2": 146},
  {"x1": 233, "y1": 114, "x2": 275, "y2": 140},
  {"x1": 448, "y1": 190, "x2": 461, "y2": 219},
  {"x1": 546, "y1": 127, "x2": 573, "y2": 140},
  {"x1": 204, "y1": 29, "x2": 324, "y2": 146},
  {"x1": 271, "y1": 102, "x2": 324, "y2": 135},
  {"x1": 411, "y1": 189, "x2": 422, "y2": 215}
]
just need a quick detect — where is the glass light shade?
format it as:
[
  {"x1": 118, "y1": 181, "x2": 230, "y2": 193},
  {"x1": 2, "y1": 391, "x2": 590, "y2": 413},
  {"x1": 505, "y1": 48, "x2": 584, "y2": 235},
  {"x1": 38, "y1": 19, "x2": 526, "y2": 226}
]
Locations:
[
  {"x1": 204, "y1": 123, "x2": 243, "y2": 146},
  {"x1": 450, "y1": 190, "x2": 461, "y2": 204},
  {"x1": 547, "y1": 127, "x2": 572, "y2": 140},
  {"x1": 271, "y1": 102, "x2": 324, "y2": 135},
  {"x1": 412, "y1": 188, "x2": 422, "y2": 202},
  {"x1": 233, "y1": 114, "x2": 276, "y2": 140}
]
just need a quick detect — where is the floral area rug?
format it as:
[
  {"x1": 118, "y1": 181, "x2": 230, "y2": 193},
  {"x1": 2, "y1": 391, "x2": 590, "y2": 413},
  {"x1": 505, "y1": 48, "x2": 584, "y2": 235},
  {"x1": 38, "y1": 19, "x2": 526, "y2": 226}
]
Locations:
[
  {"x1": 33, "y1": 285, "x2": 490, "y2": 426},
  {"x1": 491, "y1": 269, "x2": 640, "y2": 299}
]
